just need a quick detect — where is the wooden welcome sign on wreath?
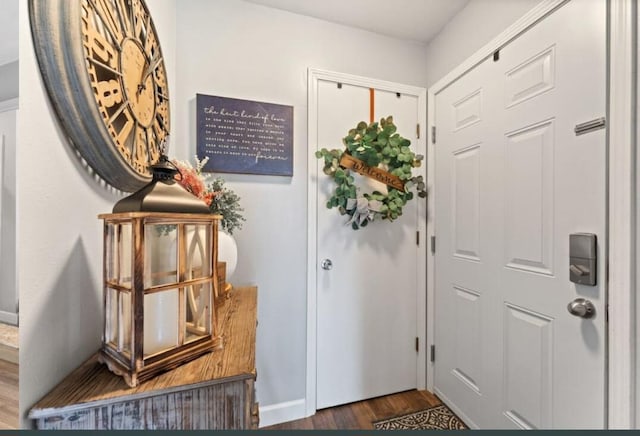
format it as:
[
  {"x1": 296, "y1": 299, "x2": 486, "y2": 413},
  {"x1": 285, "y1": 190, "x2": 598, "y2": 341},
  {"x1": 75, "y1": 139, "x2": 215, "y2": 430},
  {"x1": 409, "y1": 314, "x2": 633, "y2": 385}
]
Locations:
[
  {"x1": 316, "y1": 116, "x2": 426, "y2": 230},
  {"x1": 339, "y1": 153, "x2": 406, "y2": 192}
]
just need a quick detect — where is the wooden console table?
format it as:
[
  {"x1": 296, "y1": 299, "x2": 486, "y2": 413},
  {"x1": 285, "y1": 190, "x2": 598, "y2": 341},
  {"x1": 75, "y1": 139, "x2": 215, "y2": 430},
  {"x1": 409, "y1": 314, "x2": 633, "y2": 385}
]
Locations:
[{"x1": 29, "y1": 287, "x2": 258, "y2": 430}]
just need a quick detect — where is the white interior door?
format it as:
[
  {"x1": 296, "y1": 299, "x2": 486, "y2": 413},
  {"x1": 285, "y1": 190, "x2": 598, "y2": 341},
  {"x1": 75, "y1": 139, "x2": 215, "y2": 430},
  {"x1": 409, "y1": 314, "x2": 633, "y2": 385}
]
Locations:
[
  {"x1": 433, "y1": 0, "x2": 606, "y2": 429},
  {"x1": 314, "y1": 78, "x2": 425, "y2": 409}
]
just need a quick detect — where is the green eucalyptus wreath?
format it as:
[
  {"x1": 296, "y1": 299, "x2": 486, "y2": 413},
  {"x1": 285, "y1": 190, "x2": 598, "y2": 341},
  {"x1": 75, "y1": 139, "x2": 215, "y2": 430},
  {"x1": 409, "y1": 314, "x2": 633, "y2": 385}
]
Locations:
[{"x1": 316, "y1": 116, "x2": 426, "y2": 230}]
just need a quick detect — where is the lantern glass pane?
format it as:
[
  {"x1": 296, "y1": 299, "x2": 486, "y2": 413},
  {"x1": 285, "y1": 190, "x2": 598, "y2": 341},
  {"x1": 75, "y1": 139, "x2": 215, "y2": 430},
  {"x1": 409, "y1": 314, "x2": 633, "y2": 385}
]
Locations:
[
  {"x1": 106, "y1": 223, "x2": 132, "y2": 288},
  {"x1": 105, "y1": 288, "x2": 131, "y2": 354},
  {"x1": 185, "y1": 224, "x2": 212, "y2": 281},
  {"x1": 105, "y1": 288, "x2": 118, "y2": 346},
  {"x1": 105, "y1": 289, "x2": 132, "y2": 355},
  {"x1": 120, "y1": 291, "x2": 131, "y2": 355},
  {"x1": 143, "y1": 289, "x2": 179, "y2": 356},
  {"x1": 186, "y1": 282, "x2": 212, "y2": 343},
  {"x1": 144, "y1": 224, "x2": 178, "y2": 288}
]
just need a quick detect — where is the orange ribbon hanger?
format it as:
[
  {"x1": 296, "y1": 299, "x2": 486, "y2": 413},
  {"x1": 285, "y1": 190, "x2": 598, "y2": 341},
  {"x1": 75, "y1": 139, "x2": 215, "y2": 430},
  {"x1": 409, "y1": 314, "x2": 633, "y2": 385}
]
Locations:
[{"x1": 369, "y1": 88, "x2": 375, "y2": 124}]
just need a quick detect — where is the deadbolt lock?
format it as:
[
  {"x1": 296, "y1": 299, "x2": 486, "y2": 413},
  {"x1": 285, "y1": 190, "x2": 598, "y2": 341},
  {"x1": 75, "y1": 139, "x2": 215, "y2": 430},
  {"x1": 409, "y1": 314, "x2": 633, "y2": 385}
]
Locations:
[{"x1": 569, "y1": 233, "x2": 597, "y2": 286}]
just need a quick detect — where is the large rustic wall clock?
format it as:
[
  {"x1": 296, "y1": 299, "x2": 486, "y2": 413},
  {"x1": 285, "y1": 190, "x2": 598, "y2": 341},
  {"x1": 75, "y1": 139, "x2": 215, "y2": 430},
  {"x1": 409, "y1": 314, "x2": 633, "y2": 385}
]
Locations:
[{"x1": 29, "y1": 0, "x2": 170, "y2": 192}]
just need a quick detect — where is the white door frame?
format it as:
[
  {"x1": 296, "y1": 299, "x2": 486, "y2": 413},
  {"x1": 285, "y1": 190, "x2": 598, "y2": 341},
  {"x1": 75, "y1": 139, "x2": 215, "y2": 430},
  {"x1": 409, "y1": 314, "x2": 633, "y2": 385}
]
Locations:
[
  {"x1": 307, "y1": 68, "x2": 427, "y2": 416},
  {"x1": 0, "y1": 97, "x2": 19, "y2": 326},
  {"x1": 426, "y1": 0, "x2": 637, "y2": 428},
  {"x1": 608, "y1": 0, "x2": 636, "y2": 428}
]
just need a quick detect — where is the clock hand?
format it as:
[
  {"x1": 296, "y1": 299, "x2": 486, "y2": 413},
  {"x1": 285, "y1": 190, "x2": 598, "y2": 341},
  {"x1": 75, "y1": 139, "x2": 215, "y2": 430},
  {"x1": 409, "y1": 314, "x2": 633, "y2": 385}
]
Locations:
[{"x1": 137, "y1": 54, "x2": 162, "y2": 94}]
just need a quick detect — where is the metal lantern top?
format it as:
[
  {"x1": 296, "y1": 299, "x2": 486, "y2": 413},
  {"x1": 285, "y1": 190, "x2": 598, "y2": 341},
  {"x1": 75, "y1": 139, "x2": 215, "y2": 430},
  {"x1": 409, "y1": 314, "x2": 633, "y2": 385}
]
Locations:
[{"x1": 112, "y1": 156, "x2": 210, "y2": 214}]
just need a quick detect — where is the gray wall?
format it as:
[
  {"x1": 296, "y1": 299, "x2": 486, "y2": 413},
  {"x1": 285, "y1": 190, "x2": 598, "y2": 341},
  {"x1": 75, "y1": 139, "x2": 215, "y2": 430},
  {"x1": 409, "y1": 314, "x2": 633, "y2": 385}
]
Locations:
[
  {"x1": 0, "y1": 61, "x2": 18, "y2": 102},
  {"x1": 17, "y1": 0, "x2": 177, "y2": 428},
  {"x1": 173, "y1": 0, "x2": 430, "y2": 411},
  {"x1": 424, "y1": 0, "x2": 542, "y2": 87}
]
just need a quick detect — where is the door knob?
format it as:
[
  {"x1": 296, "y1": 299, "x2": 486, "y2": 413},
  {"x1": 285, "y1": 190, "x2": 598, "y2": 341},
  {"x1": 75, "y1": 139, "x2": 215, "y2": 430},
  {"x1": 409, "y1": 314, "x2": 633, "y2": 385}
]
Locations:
[
  {"x1": 567, "y1": 298, "x2": 596, "y2": 319},
  {"x1": 321, "y1": 259, "x2": 333, "y2": 270}
]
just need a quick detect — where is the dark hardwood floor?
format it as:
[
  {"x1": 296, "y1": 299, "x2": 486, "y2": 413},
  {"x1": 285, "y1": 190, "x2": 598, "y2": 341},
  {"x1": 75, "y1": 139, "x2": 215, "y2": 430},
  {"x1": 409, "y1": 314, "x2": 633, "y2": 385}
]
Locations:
[
  {"x1": 265, "y1": 389, "x2": 443, "y2": 430},
  {"x1": 0, "y1": 360, "x2": 18, "y2": 429}
]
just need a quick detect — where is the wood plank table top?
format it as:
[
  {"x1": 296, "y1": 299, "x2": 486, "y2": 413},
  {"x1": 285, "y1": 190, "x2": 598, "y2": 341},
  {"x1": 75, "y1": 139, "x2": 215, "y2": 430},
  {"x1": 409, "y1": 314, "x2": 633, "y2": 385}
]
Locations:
[{"x1": 29, "y1": 286, "x2": 257, "y2": 419}]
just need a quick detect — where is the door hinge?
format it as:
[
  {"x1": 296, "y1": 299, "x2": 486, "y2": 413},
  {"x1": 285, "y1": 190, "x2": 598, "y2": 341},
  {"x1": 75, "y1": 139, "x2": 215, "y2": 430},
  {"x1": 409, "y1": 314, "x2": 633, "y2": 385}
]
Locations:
[
  {"x1": 430, "y1": 236, "x2": 436, "y2": 254},
  {"x1": 431, "y1": 126, "x2": 436, "y2": 144},
  {"x1": 416, "y1": 231, "x2": 420, "y2": 246},
  {"x1": 416, "y1": 123, "x2": 421, "y2": 139},
  {"x1": 430, "y1": 344, "x2": 436, "y2": 362},
  {"x1": 415, "y1": 337, "x2": 419, "y2": 352}
]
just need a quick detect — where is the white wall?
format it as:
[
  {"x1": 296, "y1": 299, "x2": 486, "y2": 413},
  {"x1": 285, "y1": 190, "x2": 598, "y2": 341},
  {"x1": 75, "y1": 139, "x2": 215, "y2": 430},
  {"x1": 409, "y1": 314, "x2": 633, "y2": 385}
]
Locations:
[
  {"x1": 174, "y1": 0, "x2": 429, "y2": 415},
  {"x1": 17, "y1": 0, "x2": 177, "y2": 428},
  {"x1": 424, "y1": 0, "x2": 542, "y2": 87},
  {"x1": 0, "y1": 103, "x2": 17, "y2": 324}
]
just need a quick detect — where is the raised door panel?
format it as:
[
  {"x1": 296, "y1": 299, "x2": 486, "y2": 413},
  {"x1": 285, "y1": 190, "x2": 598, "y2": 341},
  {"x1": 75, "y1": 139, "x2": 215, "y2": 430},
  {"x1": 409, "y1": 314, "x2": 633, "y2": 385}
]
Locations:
[
  {"x1": 453, "y1": 89, "x2": 483, "y2": 131},
  {"x1": 503, "y1": 304, "x2": 553, "y2": 429},
  {"x1": 504, "y1": 120, "x2": 554, "y2": 276},
  {"x1": 505, "y1": 46, "x2": 555, "y2": 108},
  {"x1": 453, "y1": 144, "x2": 481, "y2": 262},
  {"x1": 452, "y1": 285, "x2": 482, "y2": 395}
]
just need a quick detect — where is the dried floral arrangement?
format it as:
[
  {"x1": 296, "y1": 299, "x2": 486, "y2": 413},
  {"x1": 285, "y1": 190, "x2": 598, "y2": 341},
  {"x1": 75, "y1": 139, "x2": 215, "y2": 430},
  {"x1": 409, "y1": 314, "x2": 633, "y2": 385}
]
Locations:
[{"x1": 172, "y1": 156, "x2": 246, "y2": 235}]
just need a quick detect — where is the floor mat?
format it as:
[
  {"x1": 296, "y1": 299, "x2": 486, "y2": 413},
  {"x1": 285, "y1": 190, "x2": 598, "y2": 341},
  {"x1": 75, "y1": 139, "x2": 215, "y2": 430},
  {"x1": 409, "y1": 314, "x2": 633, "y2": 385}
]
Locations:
[{"x1": 373, "y1": 404, "x2": 467, "y2": 430}]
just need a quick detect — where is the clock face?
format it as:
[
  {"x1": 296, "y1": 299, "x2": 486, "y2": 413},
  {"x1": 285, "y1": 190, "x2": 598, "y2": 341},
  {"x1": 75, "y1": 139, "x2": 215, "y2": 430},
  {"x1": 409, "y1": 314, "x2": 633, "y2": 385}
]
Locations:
[{"x1": 29, "y1": 0, "x2": 171, "y2": 192}]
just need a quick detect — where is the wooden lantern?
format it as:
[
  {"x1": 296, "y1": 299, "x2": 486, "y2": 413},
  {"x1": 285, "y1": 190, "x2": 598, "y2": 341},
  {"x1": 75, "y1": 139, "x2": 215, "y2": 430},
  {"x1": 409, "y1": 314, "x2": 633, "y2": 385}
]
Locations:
[{"x1": 98, "y1": 158, "x2": 222, "y2": 387}]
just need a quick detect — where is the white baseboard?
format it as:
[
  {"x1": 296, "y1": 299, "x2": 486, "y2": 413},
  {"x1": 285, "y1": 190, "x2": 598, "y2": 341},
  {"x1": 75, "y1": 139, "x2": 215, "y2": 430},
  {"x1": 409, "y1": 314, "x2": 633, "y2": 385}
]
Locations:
[
  {"x1": 0, "y1": 344, "x2": 18, "y2": 364},
  {"x1": 0, "y1": 311, "x2": 17, "y2": 326},
  {"x1": 259, "y1": 398, "x2": 307, "y2": 428}
]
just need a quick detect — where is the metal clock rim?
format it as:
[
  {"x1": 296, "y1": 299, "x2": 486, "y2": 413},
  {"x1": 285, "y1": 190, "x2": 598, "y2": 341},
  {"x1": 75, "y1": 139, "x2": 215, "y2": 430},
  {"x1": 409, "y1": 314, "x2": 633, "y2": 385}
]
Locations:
[{"x1": 29, "y1": 0, "x2": 168, "y2": 193}]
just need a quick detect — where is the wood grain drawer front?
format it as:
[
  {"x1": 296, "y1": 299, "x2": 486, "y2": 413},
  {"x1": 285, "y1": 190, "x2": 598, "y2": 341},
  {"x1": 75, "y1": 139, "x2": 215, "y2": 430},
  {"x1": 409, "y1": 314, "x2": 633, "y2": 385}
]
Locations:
[{"x1": 36, "y1": 380, "x2": 251, "y2": 430}]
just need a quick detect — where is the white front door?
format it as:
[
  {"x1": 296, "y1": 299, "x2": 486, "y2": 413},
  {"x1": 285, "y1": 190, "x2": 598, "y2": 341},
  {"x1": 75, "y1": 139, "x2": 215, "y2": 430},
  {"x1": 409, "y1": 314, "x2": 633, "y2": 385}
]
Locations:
[
  {"x1": 433, "y1": 0, "x2": 606, "y2": 429},
  {"x1": 313, "y1": 76, "x2": 426, "y2": 409}
]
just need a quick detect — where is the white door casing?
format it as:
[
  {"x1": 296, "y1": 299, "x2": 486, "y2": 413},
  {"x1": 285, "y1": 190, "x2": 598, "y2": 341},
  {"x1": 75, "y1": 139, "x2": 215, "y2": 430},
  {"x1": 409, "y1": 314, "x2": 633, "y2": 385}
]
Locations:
[
  {"x1": 609, "y1": 0, "x2": 637, "y2": 428},
  {"x1": 307, "y1": 69, "x2": 427, "y2": 414}
]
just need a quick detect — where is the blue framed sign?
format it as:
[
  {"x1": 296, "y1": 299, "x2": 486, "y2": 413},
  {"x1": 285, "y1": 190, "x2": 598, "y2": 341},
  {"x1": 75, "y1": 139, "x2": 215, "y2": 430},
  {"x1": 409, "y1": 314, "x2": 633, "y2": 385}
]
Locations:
[{"x1": 196, "y1": 94, "x2": 293, "y2": 176}]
